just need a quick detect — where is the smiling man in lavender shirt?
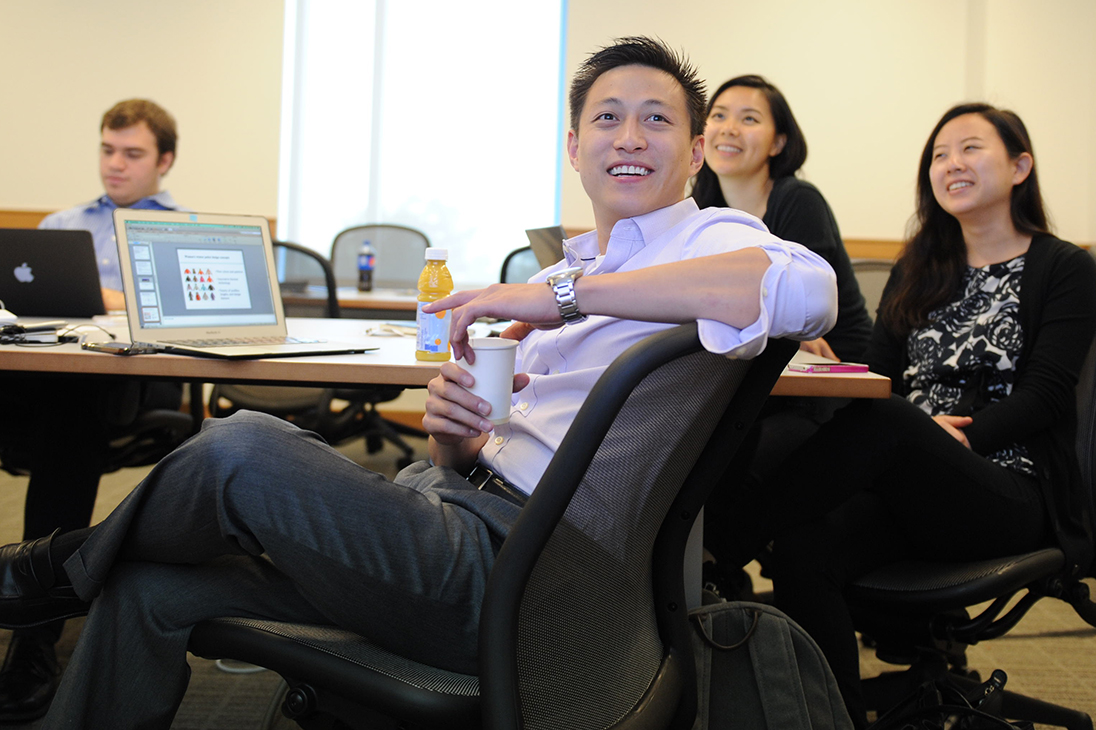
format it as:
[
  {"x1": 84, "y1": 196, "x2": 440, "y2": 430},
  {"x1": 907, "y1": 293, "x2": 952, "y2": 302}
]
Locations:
[{"x1": 0, "y1": 38, "x2": 836, "y2": 728}]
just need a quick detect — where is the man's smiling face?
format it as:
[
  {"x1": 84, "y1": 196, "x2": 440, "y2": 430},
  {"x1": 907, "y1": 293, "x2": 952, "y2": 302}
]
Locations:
[{"x1": 567, "y1": 64, "x2": 704, "y2": 246}]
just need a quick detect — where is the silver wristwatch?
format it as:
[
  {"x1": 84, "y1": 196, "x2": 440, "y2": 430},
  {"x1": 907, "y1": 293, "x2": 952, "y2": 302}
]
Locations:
[{"x1": 545, "y1": 266, "x2": 587, "y2": 324}]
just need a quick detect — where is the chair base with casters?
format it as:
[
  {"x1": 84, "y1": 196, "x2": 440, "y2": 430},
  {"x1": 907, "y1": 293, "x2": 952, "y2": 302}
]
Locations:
[
  {"x1": 190, "y1": 327, "x2": 799, "y2": 730},
  {"x1": 847, "y1": 550, "x2": 1096, "y2": 730}
]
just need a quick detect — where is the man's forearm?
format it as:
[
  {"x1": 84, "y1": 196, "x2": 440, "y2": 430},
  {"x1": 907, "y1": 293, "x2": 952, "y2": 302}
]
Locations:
[{"x1": 574, "y1": 248, "x2": 772, "y2": 329}]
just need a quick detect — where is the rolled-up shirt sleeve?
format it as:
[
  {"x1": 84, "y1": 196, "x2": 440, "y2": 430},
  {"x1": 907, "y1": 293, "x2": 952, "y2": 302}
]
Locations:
[{"x1": 698, "y1": 239, "x2": 838, "y2": 358}]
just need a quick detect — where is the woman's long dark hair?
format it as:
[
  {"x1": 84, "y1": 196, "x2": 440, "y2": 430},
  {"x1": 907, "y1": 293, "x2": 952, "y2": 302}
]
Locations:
[
  {"x1": 880, "y1": 103, "x2": 1049, "y2": 335},
  {"x1": 690, "y1": 75, "x2": 807, "y2": 209}
]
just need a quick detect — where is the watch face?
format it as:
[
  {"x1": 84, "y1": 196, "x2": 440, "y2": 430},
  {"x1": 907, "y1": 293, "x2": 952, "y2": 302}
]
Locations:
[{"x1": 548, "y1": 266, "x2": 583, "y2": 285}]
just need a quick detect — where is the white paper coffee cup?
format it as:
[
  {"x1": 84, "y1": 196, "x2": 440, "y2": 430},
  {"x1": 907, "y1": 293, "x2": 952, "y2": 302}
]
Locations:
[{"x1": 459, "y1": 337, "x2": 519, "y2": 425}]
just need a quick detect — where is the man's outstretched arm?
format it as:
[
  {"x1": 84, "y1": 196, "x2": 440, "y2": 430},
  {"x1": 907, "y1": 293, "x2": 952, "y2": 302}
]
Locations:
[{"x1": 426, "y1": 245, "x2": 837, "y2": 362}]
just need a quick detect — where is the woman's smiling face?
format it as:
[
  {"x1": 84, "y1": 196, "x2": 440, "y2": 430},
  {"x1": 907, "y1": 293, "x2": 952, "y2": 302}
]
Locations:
[{"x1": 703, "y1": 86, "x2": 785, "y2": 182}]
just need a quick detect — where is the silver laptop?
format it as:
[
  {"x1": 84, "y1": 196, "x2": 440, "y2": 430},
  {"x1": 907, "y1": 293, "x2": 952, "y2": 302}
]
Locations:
[
  {"x1": 0, "y1": 228, "x2": 106, "y2": 318},
  {"x1": 114, "y1": 209, "x2": 372, "y2": 359},
  {"x1": 524, "y1": 225, "x2": 566, "y2": 268}
]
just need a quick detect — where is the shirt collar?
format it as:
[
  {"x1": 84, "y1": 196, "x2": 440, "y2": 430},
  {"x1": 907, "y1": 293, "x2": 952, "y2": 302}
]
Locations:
[
  {"x1": 88, "y1": 190, "x2": 179, "y2": 212},
  {"x1": 561, "y1": 198, "x2": 701, "y2": 270}
]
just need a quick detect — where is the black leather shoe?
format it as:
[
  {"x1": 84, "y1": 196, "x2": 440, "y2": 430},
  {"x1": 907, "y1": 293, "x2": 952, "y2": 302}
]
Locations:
[
  {"x1": 0, "y1": 532, "x2": 90, "y2": 629},
  {"x1": 0, "y1": 630, "x2": 60, "y2": 721}
]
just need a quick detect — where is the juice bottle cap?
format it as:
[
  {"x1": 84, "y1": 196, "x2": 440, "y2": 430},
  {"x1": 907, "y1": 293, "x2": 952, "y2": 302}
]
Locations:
[{"x1": 425, "y1": 248, "x2": 448, "y2": 261}]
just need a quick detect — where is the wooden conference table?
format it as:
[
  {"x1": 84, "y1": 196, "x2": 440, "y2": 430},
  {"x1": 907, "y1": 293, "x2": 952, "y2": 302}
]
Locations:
[{"x1": 0, "y1": 317, "x2": 890, "y2": 399}]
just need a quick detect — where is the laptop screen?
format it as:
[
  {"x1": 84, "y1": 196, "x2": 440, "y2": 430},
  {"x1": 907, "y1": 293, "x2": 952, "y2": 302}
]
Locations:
[{"x1": 120, "y1": 218, "x2": 278, "y2": 330}]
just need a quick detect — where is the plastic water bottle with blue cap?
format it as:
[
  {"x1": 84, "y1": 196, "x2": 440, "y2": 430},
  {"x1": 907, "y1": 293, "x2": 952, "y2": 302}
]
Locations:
[{"x1": 357, "y1": 240, "x2": 375, "y2": 292}]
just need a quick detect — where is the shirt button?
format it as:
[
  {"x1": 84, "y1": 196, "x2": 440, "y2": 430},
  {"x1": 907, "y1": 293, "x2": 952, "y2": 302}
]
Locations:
[
  {"x1": 494, "y1": 436, "x2": 504, "y2": 445},
  {"x1": 761, "y1": 286, "x2": 769, "y2": 297},
  {"x1": 519, "y1": 402, "x2": 528, "y2": 410}
]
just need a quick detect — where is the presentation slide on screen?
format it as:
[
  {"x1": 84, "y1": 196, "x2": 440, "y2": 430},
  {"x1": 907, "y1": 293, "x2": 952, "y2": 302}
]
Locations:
[{"x1": 177, "y1": 249, "x2": 253, "y2": 310}]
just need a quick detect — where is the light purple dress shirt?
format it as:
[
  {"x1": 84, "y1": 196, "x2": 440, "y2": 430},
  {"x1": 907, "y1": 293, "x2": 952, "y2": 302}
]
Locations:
[
  {"x1": 38, "y1": 191, "x2": 184, "y2": 292},
  {"x1": 479, "y1": 198, "x2": 838, "y2": 495}
]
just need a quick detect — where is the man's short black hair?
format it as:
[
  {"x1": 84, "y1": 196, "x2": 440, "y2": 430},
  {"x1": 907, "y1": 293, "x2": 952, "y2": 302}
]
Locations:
[{"x1": 569, "y1": 36, "x2": 707, "y2": 138}]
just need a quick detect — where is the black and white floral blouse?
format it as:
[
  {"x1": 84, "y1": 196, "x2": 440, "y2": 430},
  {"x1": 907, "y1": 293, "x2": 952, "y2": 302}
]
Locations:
[{"x1": 904, "y1": 256, "x2": 1035, "y2": 476}]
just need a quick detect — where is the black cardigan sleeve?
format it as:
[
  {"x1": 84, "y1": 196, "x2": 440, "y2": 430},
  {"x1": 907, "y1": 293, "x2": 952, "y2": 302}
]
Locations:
[
  {"x1": 965, "y1": 239, "x2": 1096, "y2": 456},
  {"x1": 764, "y1": 178, "x2": 873, "y2": 363},
  {"x1": 863, "y1": 265, "x2": 908, "y2": 393}
]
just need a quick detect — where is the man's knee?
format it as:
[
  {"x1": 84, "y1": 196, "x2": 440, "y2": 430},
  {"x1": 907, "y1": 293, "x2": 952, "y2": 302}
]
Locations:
[
  {"x1": 197, "y1": 410, "x2": 318, "y2": 453},
  {"x1": 164, "y1": 411, "x2": 307, "y2": 483}
]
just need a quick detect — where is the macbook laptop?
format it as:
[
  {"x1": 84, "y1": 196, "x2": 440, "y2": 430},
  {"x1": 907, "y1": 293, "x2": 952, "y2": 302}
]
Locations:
[
  {"x1": 524, "y1": 225, "x2": 566, "y2": 268},
  {"x1": 0, "y1": 228, "x2": 106, "y2": 317},
  {"x1": 113, "y1": 209, "x2": 372, "y2": 359}
]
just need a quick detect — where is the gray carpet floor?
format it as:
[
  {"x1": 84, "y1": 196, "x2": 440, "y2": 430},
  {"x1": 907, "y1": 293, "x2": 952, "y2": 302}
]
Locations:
[{"x1": 2, "y1": 436, "x2": 1095, "y2": 728}]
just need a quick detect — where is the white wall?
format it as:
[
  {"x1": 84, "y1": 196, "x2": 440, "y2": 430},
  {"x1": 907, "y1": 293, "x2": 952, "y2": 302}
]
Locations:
[
  {"x1": 563, "y1": 0, "x2": 1096, "y2": 245},
  {"x1": 3, "y1": 0, "x2": 1094, "y2": 245},
  {"x1": 0, "y1": 0, "x2": 284, "y2": 217}
]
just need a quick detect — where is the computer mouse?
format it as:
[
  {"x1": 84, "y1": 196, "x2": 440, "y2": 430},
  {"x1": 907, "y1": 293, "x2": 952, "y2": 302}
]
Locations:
[{"x1": 0, "y1": 308, "x2": 17, "y2": 323}]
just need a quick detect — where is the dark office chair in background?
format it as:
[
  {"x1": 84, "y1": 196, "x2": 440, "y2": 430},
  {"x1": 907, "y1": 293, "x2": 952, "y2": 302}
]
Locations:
[
  {"x1": 100, "y1": 382, "x2": 202, "y2": 473},
  {"x1": 190, "y1": 326, "x2": 799, "y2": 730},
  {"x1": 849, "y1": 258, "x2": 894, "y2": 323},
  {"x1": 845, "y1": 334, "x2": 1096, "y2": 730},
  {"x1": 331, "y1": 225, "x2": 431, "y2": 460},
  {"x1": 499, "y1": 246, "x2": 541, "y2": 284},
  {"x1": 208, "y1": 241, "x2": 422, "y2": 468},
  {"x1": 330, "y1": 224, "x2": 430, "y2": 291}
]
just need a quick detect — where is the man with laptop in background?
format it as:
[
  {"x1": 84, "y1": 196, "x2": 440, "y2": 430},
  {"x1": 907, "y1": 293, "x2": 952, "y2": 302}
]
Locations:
[
  {"x1": 0, "y1": 99, "x2": 185, "y2": 721},
  {"x1": 39, "y1": 99, "x2": 185, "y2": 311}
]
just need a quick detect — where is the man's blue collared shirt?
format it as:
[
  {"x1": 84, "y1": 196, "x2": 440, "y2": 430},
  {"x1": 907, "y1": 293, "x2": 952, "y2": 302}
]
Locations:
[{"x1": 38, "y1": 191, "x2": 184, "y2": 292}]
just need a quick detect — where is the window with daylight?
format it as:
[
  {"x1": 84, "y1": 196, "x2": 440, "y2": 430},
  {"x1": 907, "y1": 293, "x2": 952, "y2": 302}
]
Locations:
[{"x1": 278, "y1": 0, "x2": 566, "y2": 285}]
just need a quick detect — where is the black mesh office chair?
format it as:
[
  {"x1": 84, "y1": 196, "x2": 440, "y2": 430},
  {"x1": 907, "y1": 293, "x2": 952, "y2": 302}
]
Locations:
[
  {"x1": 330, "y1": 224, "x2": 430, "y2": 291},
  {"x1": 499, "y1": 246, "x2": 541, "y2": 284},
  {"x1": 190, "y1": 326, "x2": 798, "y2": 730},
  {"x1": 845, "y1": 335, "x2": 1096, "y2": 730},
  {"x1": 208, "y1": 241, "x2": 422, "y2": 467}
]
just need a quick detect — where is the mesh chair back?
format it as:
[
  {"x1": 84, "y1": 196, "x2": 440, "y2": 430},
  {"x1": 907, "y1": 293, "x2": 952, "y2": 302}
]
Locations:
[
  {"x1": 500, "y1": 246, "x2": 542, "y2": 283},
  {"x1": 331, "y1": 224, "x2": 430, "y2": 290},
  {"x1": 850, "y1": 258, "x2": 894, "y2": 322},
  {"x1": 483, "y1": 326, "x2": 795, "y2": 730},
  {"x1": 275, "y1": 240, "x2": 340, "y2": 318}
]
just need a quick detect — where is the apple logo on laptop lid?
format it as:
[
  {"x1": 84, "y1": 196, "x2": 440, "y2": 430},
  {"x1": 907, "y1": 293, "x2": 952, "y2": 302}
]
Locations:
[{"x1": 13, "y1": 263, "x2": 33, "y2": 283}]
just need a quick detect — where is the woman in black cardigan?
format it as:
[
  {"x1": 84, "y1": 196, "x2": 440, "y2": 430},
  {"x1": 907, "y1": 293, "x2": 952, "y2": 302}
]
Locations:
[
  {"x1": 696, "y1": 77, "x2": 872, "y2": 593},
  {"x1": 761, "y1": 103, "x2": 1096, "y2": 728},
  {"x1": 691, "y1": 75, "x2": 871, "y2": 361}
]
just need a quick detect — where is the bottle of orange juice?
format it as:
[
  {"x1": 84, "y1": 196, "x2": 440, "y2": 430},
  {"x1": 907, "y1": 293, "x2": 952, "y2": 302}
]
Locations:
[{"x1": 415, "y1": 248, "x2": 453, "y2": 361}]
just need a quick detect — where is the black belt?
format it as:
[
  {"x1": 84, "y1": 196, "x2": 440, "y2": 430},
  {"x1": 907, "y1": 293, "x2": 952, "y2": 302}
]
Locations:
[{"x1": 467, "y1": 465, "x2": 528, "y2": 507}]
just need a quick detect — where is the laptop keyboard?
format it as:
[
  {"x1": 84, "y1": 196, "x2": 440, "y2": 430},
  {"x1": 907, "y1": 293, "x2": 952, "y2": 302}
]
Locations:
[{"x1": 163, "y1": 336, "x2": 323, "y2": 348}]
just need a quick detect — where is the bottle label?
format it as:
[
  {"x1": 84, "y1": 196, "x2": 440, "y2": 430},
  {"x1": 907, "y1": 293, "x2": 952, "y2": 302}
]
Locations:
[
  {"x1": 358, "y1": 253, "x2": 375, "y2": 271},
  {"x1": 416, "y1": 303, "x2": 451, "y2": 353}
]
